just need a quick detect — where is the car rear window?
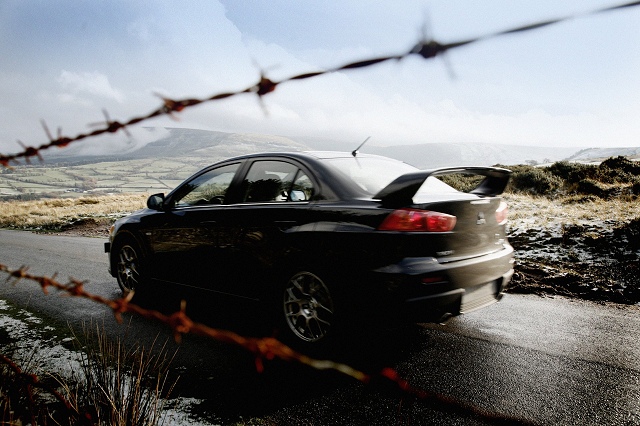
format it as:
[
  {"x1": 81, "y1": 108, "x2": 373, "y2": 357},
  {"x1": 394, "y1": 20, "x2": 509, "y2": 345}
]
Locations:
[
  {"x1": 323, "y1": 157, "x2": 415, "y2": 194},
  {"x1": 323, "y1": 157, "x2": 458, "y2": 196}
]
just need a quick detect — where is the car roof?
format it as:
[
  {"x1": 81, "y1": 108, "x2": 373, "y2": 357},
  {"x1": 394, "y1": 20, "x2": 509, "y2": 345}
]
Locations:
[
  {"x1": 303, "y1": 151, "x2": 400, "y2": 160},
  {"x1": 220, "y1": 150, "x2": 400, "y2": 162}
]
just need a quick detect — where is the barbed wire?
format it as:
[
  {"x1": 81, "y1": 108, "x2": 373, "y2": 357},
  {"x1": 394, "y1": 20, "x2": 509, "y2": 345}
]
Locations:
[
  {"x1": 0, "y1": 353, "x2": 91, "y2": 425},
  {"x1": 1, "y1": 1, "x2": 639, "y2": 167},
  {"x1": 2, "y1": 3, "x2": 637, "y2": 423},
  {"x1": 0, "y1": 262, "x2": 537, "y2": 425}
]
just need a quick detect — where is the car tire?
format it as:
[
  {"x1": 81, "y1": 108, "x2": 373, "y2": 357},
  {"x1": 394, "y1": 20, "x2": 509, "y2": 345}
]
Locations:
[
  {"x1": 112, "y1": 236, "x2": 145, "y2": 296},
  {"x1": 280, "y1": 270, "x2": 337, "y2": 348}
]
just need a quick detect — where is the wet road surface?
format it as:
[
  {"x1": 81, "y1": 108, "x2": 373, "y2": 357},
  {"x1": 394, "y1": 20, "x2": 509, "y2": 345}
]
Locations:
[{"x1": 1, "y1": 229, "x2": 639, "y2": 425}]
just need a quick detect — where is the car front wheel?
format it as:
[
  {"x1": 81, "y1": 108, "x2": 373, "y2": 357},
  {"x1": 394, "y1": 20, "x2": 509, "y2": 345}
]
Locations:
[
  {"x1": 114, "y1": 238, "x2": 144, "y2": 295},
  {"x1": 282, "y1": 271, "x2": 335, "y2": 344}
]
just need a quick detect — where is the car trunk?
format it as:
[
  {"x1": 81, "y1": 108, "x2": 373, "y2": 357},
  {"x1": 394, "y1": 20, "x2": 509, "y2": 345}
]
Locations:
[{"x1": 403, "y1": 196, "x2": 508, "y2": 262}]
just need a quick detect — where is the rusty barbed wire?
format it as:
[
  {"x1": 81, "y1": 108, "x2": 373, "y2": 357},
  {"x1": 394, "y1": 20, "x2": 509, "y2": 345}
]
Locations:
[
  {"x1": 1, "y1": 1, "x2": 639, "y2": 167},
  {"x1": 0, "y1": 262, "x2": 537, "y2": 425},
  {"x1": 0, "y1": 353, "x2": 92, "y2": 425},
  {"x1": 2, "y1": 3, "x2": 637, "y2": 423}
]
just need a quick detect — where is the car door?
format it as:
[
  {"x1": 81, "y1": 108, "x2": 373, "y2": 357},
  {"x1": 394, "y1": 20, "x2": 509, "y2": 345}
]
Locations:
[
  {"x1": 217, "y1": 159, "x2": 318, "y2": 299},
  {"x1": 144, "y1": 162, "x2": 242, "y2": 293}
]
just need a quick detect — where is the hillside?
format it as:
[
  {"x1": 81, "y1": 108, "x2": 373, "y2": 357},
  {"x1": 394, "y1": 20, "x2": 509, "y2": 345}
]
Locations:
[
  {"x1": 44, "y1": 128, "x2": 311, "y2": 164},
  {"x1": 43, "y1": 127, "x2": 638, "y2": 168},
  {"x1": 3, "y1": 127, "x2": 639, "y2": 199},
  {"x1": 565, "y1": 147, "x2": 640, "y2": 162},
  {"x1": 128, "y1": 128, "x2": 310, "y2": 159}
]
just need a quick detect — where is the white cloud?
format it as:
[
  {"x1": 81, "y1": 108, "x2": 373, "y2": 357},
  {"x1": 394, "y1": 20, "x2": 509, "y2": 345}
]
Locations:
[
  {"x1": 1, "y1": 1, "x2": 638, "y2": 156},
  {"x1": 56, "y1": 92, "x2": 93, "y2": 107},
  {"x1": 57, "y1": 71, "x2": 125, "y2": 104}
]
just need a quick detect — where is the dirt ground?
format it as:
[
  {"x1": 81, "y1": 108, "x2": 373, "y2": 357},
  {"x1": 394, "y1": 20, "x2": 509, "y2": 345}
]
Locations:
[
  {"x1": 508, "y1": 218, "x2": 640, "y2": 305},
  {"x1": 52, "y1": 217, "x2": 113, "y2": 238}
]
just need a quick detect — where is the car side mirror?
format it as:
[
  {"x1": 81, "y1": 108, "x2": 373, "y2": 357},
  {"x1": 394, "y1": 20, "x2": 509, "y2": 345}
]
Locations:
[{"x1": 147, "y1": 193, "x2": 166, "y2": 210}]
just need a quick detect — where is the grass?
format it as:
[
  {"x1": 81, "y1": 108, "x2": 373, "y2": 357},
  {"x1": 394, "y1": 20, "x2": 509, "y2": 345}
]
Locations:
[
  {"x1": 62, "y1": 323, "x2": 177, "y2": 426},
  {"x1": 0, "y1": 193, "x2": 148, "y2": 230},
  {"x1": 0, "y1": 157, "x2": 205, "y2": 198},
  {"x1": 505, "y1": 193, "x2": 640, "y2": 230},
  {"x1": 0, "y1": 188, "x2": 638, "y2": 234},
  {"x1": 0, "y1": 316, "x2": 177, "y2": 426}
]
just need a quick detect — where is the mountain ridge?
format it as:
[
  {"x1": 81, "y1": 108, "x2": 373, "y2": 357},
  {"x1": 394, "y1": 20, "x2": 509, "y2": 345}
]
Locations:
[{"x1": 44, "y1": 127, "x2": 639, "y2": 168}]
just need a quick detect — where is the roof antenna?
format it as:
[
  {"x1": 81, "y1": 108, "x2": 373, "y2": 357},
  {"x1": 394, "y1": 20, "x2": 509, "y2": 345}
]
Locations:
[{"x1": 352, "y1": 136, "x2": 371, "y2": 157}]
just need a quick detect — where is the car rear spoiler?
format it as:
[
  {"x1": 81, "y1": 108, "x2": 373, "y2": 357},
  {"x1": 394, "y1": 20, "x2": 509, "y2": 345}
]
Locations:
[{"x1": 374, "y1": 167, "x2": 512, "y2": 207}]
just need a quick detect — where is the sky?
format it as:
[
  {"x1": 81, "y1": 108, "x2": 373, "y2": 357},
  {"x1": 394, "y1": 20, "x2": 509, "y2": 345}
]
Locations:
[{"x1": 0, "y1": 0, "x2": 638, "y2": 157}]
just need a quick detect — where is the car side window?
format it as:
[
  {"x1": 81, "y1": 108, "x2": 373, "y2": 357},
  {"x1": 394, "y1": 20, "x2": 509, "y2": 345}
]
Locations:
[
  {"x1": 290, "y1": 171, "x2": 314, "y2": 201},
  {"x1": 241, "y1": 160, "x2": 314, "y2": 203},
  {"x1": 174, "y1": 163, "x2": 240, "y2": 207}
]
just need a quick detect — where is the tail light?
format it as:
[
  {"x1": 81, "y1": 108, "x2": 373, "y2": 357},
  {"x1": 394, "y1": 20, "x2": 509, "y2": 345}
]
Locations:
[
  {"x1": 495, "y1": 201, "x2": 508, "y2": 225},
  {"x1": 378, "y1": 208, "x2": 457, "y2": 232},
  {"x1": 421, "y1": 275, "x2": 447, "y2": 284}
]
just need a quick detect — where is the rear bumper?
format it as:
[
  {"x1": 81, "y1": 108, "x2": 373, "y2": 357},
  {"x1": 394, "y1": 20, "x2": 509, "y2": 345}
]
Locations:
[
  {"x1": 372, "y1": 245, "x2": 514, "y2": 323},
  {"x1": 401, "y1": 270, "x2": 513, "y2": 323}
]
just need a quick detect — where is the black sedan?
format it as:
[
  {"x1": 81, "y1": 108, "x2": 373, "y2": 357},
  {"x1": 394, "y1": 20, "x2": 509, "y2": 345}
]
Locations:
[{"x1": 105, "y1": 151, "x2": 514, "y2": 347}]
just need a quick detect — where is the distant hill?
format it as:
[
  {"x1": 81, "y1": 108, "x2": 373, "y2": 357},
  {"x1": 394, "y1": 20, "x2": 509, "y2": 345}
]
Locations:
[
  {"x1": 129, "y1": 128, "x2": 310, "y2": 159},
  {"x1": 6, "y1": 128, "x2": 639, "y2": 199},
  {"x1": 291, "y1": 135, "x2": 612, "y2": 168},
  {"x1": 364, "y1": 143, "x2": 580, "y2": 169},
  {"x1": 565, "y1": 147, "x2": 640, "y2": 163},
  {"x1": 44, "y1": 127, "x2": 639, "y2": 168}
]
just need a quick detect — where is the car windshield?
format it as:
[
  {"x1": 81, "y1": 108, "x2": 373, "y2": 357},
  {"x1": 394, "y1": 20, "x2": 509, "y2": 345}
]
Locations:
[{"x1": 322, "y1": 156, "x2": 458, "y2": 196}]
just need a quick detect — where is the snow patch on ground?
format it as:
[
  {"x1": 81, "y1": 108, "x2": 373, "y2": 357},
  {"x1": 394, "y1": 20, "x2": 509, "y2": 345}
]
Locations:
[{"x1": 0, "y1": 300, "x2": 216, "y2": 425}]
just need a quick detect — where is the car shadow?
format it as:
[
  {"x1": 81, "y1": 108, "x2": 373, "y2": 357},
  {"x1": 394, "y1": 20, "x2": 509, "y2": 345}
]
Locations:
[{"x1": 130, "y1": 290, "x2": 428, "y2": 424}]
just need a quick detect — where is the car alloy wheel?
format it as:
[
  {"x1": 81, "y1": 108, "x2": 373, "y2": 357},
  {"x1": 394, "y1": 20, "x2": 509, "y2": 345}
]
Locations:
[
  {"x1": 116, "y1": 242, "x2": 141, "y2": 294},
  {"x1": 283, "y1": 271, "x2": 335, "y2": 343}
]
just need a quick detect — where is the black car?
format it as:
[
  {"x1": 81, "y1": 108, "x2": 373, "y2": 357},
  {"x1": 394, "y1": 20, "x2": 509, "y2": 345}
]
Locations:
[{"x1": 105, "y1": 151, "x2": 514, "y2": 346}]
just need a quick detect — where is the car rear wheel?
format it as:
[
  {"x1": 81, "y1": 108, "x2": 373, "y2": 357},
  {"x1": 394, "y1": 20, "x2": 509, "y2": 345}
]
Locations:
[
  {"x1": 114, "y1": 238, "x2": 144, "y2": 295},
  {"x1": 282, "y1": 271, "x2": 335, "y2": 344}
]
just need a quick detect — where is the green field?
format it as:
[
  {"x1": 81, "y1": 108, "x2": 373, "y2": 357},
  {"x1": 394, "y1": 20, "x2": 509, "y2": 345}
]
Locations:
[{"x1": 0, "y1": 157, "x2": 205, "y2": 198}]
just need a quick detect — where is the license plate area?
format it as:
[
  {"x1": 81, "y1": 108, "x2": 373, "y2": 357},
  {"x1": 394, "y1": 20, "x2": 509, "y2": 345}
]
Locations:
[{"x1": 460, "y1": 281, "x2": 499, "y2": 313}]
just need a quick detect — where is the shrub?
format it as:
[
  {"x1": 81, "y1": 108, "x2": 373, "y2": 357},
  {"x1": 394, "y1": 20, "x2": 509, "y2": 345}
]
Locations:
[
  {"x1": 509, "y1": 167, "x2": 562, "y2": 195},
  {"x1": 594, "y1": 156, "x2": 639, "y2": 185},
  {"x1": 546, "y1": 161, "x2": 595, "y2": 184},
  {"x1": 600, "y1": 156, "x2": 640, "y2": 176},
  {"x1": 576, "y1": 179, "x2": 606, "y2": 197},
  {"x1": 438, "y1": 174, "x2": 484, "y2": 192}
]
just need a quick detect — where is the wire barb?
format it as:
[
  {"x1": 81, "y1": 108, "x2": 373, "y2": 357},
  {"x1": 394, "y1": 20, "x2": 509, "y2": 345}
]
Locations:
[{"x1": 1, "y1": 1, "x2": 638, "y2": 167}]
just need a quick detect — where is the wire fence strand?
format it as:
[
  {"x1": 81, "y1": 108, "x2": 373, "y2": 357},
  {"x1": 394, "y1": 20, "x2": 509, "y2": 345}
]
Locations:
[
  {"x1": 2, "y1": 3, "x2": 639, "y2": 424},
  {"x1": 0, "y1": 262, "x2": 537, "y2": 425},
  {"x1": 1, "y1": 1, "x2": 639, "y2": 166}
]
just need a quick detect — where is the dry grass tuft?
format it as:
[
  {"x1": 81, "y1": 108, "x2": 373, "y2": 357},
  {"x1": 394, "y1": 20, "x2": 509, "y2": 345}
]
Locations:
[
  {"x1": 504, "y1": 193, "x2": 640, "y2": 231},
  {"x1": 0, "y1": 193, "x2": 148, "y2": 229},
  {"x1": 1, "y1": 321, "x2": 177, "y2": 426},
  {"x1": 62, "y1": 323, "x2": 177, "y2": 426}
]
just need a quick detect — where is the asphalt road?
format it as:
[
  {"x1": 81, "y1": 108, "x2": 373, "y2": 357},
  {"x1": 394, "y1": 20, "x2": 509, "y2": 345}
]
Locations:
[{"x1": 1, "y1": 229, "x2": 639, "y2": 425}]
